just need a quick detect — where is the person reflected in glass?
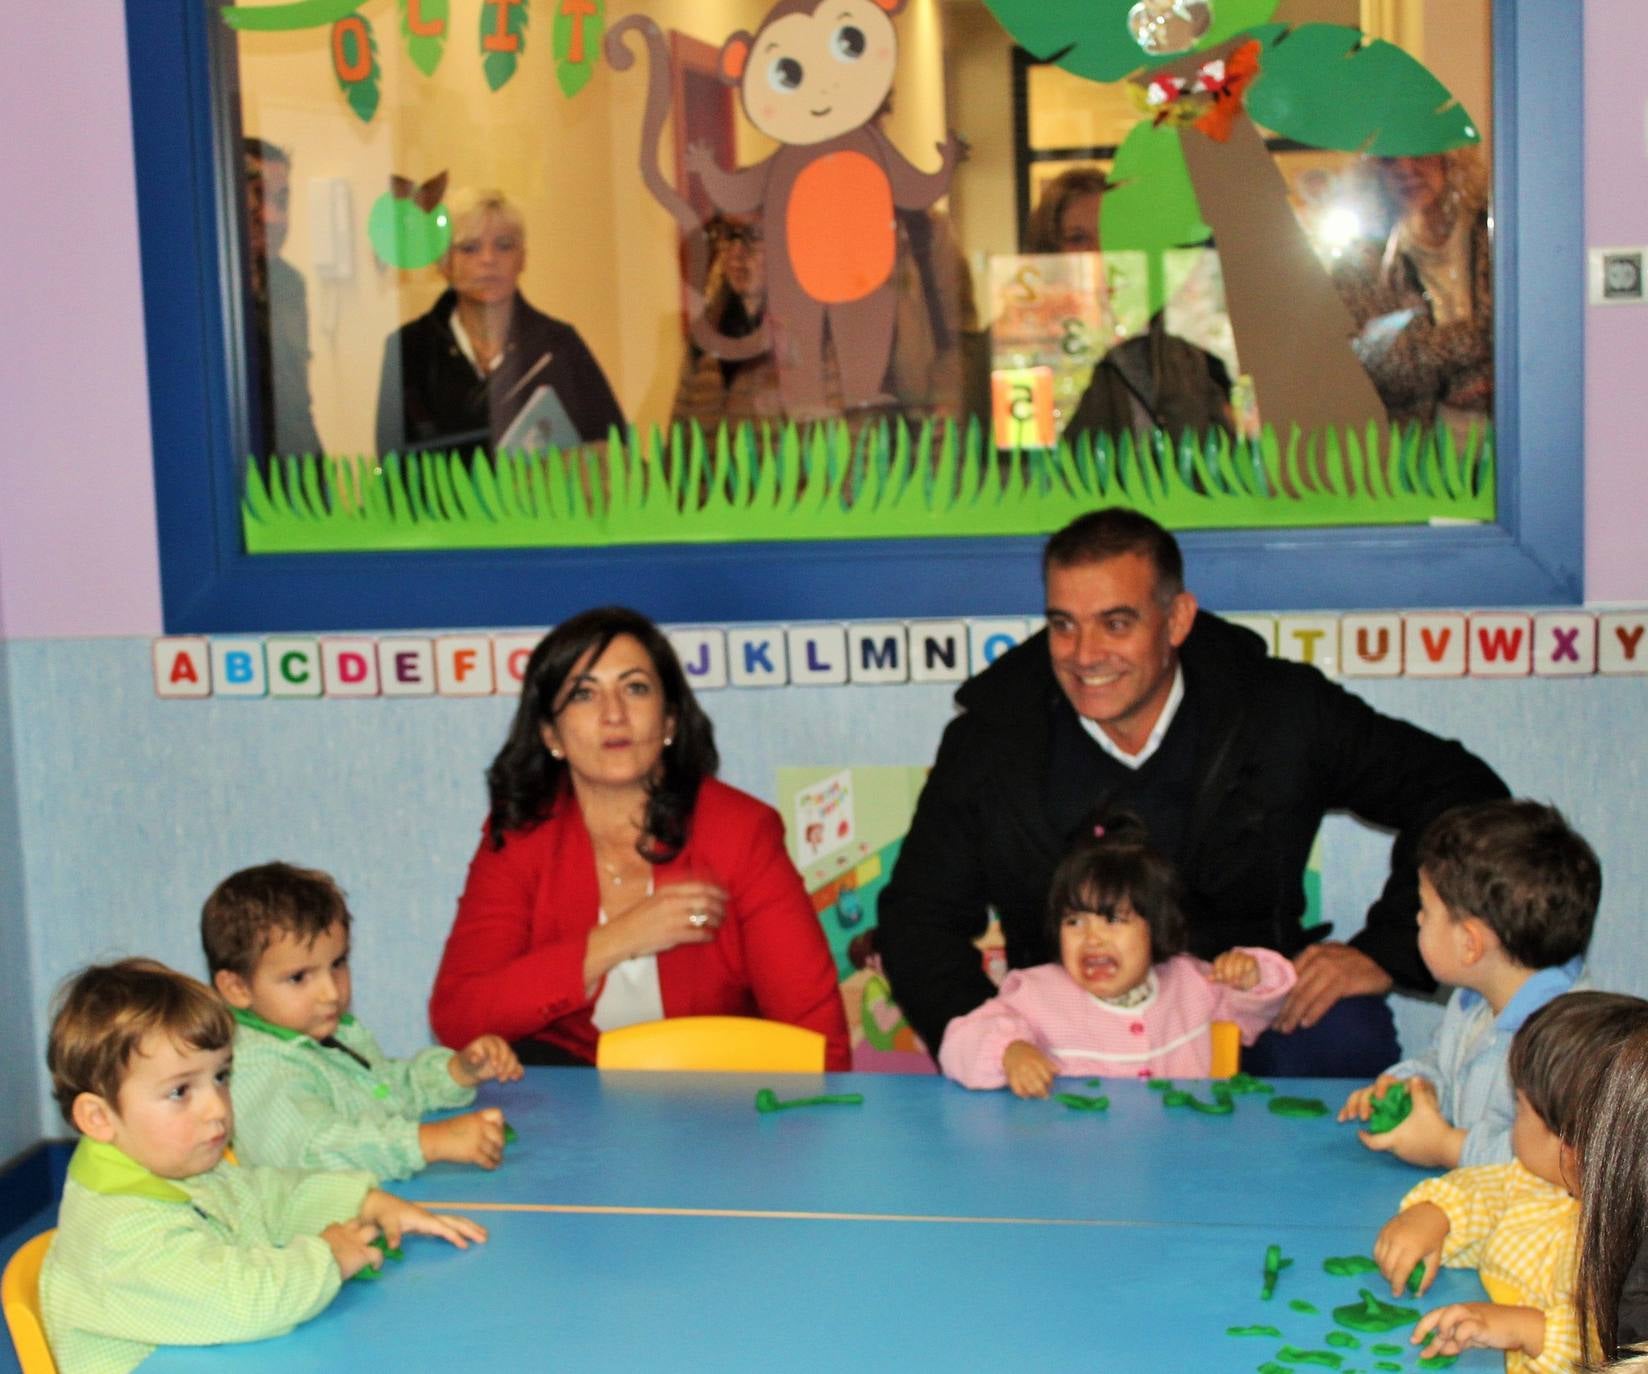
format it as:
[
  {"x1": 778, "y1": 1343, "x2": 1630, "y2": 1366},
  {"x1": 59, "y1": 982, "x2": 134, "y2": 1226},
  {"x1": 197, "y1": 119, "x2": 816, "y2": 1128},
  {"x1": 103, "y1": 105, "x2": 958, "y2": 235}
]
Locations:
[
  {"x1": 374, "y1": 188, "x2": 625, "y2": 459},
  {"x1": 670, "y1": 214, "x2": 780, "y2": 430},
  {"x1": 244, "y1": 138, "x2": 324, "y2": 460},
  {"x1": 1333, "y1": 148, "x2": 1492, "y2": 435},
  {"x1": 1024, "y1": 170, "x2": 1235, "y2": 449}
]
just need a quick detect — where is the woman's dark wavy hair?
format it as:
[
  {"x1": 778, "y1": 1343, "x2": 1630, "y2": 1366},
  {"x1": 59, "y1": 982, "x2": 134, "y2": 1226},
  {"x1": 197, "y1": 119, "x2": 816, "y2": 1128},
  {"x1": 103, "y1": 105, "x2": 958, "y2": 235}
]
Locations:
[
  {"x1": 1574, "y1": 1022, "x2": 1648, "y2": 1365},
  {"x1": 1044, "y1": 810, "x2": 1187, "y2": 961},
  {"x1": 485, "y1": 607, "x2": 718, "y2": 859}
]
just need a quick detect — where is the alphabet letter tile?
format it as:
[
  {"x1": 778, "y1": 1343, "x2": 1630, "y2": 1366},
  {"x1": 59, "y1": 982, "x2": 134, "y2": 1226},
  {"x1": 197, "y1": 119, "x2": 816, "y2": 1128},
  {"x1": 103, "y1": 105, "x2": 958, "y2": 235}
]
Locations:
[
  {"x1": 1533, "y1": 614, "x2": 1596, "y2": 676},
  {"x1": 1277, "y1": 616, "x2": 1339, "y2": 676},
  {"x1": 788, "y1": 625, "x2": 848, "y2": 686},
  {"x1": 210, "y1": 640, "x2": 267, "y2": 698},
  {"x1": 728, "y1": 629, "x2": 788, "y2": 687},
  {"x1": 265, "y1": 638, "x2": 323, "y2": 698},
  {"x1": 491, "y1": 633, "x2": 542, "y2": 696},
  {"x1": 969, "y1": 620, "x2": 1027, "y2": 675},
  {"x1": 847, "y1": 623, "x2": 908, "y2": 684},
  {"x1": 153, "y1": 637, "x2": 211, "y2": 698},
  {"x1": 1468, "y1": 613, "x2": 1533, "y2": 677},
  {"x1": 321, "y1": 638, "x2": 381, "y2": 697},
  {"x1": 1339, "y1": 614, "x2": 1403, "y2": 678},
  {"x1": 667, "y1": 630, "x2": 727, "y2": 691},
  {"x1": 377, "y1": 638, "x2": 435, "y2": 697},
  {"x1": 435, "y1": 635, "x2": 495, "y2": 696},
  {"x1": 1403, "y1": 614, "x2": 1467, "y2": 677},
  {"x1": 909, "y1": 620, "x2": 969, "y2": 683},
  {"x1": 1598, "y1": 612, "x2": 1648, "y2": 675}
]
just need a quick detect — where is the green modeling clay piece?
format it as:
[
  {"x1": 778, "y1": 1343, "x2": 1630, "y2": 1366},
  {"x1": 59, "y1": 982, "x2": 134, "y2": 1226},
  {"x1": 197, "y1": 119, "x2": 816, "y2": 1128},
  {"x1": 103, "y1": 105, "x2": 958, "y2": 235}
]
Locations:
[
  {"x1": 753, "y1": 1089, "x2": 865, "y2": 1114},
  {"x1": 349, "y1": 1236, "x2": 403, "y2": 1282},
  {"x1": 1257, "y1": 1364, "x2": 1295, "y2": 1374},
  {"x1": 1228, "y1": 1325, "x2": 1285, "y2": 1338},
  {"x1": 1416, "y1": 1357, "x2": 1459, "y2": 1370},
  {"x1": 1085, "y1": 1078, "x2": 1104, "y2": 1087},
  {"x1": 1275, "y1": 1347, "x2": 1342, "y2": 1368},
  {"x1": 1163, "y1": 1087, "x2": 1235, "y2": 1114},
  {"x1": 1324, "y1": 1331, "x2": 1359, "y2": 1348},
  {"x1": 371, "y1": 1236, "x2": 405, "y2": 1262},
  {"x1": 1370, "y1": 1345, "x2": 1402, "y2": 1356},
  {"x1": 1406, "y1": 1261, "x2": 1425, "y2": 1295},
  {"x1": 1289, "y1": 1300, "x2": 1319, "y2": 1314},
  {"x1": 1053, "y1": 1092, "x2": 1110, "y2": 1111},
  {"x1": 1147, "y1": 1078, "x2": 1173, "y2": 1090},
  {"x1": 1331, "y1": 1289, "x2": 1420, "y2": 1333},
  {"x1": 1375, "y1": 1364, "x2": 1402, "y2": 1372},
  {"x1": 503, "y1": 1122, "x2": 518, "y2": 1145},
  {"x1": 1261, "y1": 1243, "x2": 1294, "y2": 1299},
  {"x1": 1226, "y1": 1071, "x2": 1276, "y2": 1094},
  {"x1": 1269, "y1": 1096, "x2": 1330, "y2": 1118},
  {"x1": 1323, "y1": 1256, "x2": 1381, "y2": 1277},
  {"x1": 1365, "y1": 1081, "x2": 1413, "y2": 1134}
]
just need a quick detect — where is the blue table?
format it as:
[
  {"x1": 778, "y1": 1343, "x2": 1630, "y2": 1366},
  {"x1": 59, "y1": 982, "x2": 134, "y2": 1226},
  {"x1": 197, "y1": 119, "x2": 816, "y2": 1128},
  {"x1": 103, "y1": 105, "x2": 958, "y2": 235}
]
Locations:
[{"x1": 142, "y1": 1072, "x2": 1498, "y2": 1371}]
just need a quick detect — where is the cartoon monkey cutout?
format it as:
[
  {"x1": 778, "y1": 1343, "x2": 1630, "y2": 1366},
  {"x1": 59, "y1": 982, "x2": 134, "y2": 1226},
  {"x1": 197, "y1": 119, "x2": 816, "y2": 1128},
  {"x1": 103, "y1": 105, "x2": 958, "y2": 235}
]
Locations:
[{"x1": 610, "y1": 0, "x2": 959, "y2": 417}]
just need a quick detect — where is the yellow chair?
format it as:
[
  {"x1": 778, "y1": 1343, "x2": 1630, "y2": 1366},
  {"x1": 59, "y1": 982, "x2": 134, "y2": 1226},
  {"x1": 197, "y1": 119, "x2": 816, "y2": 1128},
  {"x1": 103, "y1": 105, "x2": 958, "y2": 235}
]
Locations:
[
  {"x1": 596, "y1": 1016, "x2": 825, "y2": 1072},
  {"x1": 1209, "y1": 1020, "x2": 1241, "y2": 1079},
  {"x1": 2, "y1": 1229, "x2": 58, "y2": 1374}
]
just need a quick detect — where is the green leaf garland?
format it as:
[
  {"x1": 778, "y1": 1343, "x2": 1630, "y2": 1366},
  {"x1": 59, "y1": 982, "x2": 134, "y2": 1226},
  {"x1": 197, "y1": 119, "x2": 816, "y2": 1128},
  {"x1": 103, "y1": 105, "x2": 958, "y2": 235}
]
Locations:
[
  {"x1": 398, "y1": 0, "x2": 449, "y2": 77},
  {"x1": 331, "y1": 14, "x2": 381, "y2": 124},
  {"x1": 553, "y1": 0, "x2": 603, "y2": 98},
  {"x1": 480, "y1": 0, "x2": 531, "y2": 92}
]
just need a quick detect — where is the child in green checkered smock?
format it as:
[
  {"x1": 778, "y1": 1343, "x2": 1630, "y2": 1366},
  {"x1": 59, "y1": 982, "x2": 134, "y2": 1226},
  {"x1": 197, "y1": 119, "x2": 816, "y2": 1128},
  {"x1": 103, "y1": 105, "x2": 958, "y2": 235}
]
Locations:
[
  {"x1": 1370, "y1": 992, "x2": 1648, "y2": 1373},
  {"x1": 38, "y1": 959, "x2": 488, "y2": 1374},
  {"x1": 202, "y1": 862, "x2": 523, "y2": 1179}
]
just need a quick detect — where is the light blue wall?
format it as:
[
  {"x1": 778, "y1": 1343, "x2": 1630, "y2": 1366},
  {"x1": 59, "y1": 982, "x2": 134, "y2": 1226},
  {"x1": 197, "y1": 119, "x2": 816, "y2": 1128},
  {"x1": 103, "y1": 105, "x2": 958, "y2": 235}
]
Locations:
[
  {"x1": 4, "y1": 635, "x2": 1648, "y2": 1138},
  {"x1": 0, "y1": 642, "x2": 43, "y2": 1159}
]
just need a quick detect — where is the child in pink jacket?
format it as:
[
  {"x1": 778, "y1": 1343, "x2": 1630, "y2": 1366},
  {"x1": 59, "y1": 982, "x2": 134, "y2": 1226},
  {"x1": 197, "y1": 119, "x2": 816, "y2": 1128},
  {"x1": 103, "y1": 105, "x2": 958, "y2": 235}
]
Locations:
[{"x1": 939, "y1": 815, "x2": 1295, "y2": 1095}]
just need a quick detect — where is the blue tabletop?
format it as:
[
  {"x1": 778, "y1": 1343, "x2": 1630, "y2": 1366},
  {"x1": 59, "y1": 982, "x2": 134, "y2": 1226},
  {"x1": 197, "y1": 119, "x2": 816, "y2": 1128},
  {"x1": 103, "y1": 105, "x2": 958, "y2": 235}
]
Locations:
[{"x1": 134, "y1": 1071, "x2": 1498, "y2": 1371}]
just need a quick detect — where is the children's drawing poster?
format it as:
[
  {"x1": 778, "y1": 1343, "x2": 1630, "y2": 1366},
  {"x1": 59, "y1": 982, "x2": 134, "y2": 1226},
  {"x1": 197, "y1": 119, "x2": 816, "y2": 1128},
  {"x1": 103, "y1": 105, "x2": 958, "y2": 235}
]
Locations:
[{"x1": 780, "y1": 766, "x2": 1009, "y2": 1075}]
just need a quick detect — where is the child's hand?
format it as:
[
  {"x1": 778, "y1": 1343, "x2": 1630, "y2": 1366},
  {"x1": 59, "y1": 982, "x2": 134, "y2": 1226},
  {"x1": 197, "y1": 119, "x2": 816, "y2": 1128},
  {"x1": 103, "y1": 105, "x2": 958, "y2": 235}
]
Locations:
[
  {"x1": 360, "y1": 1189, "x2": 489, "y2": 1251},
  {"x1": 451, "y1": 1035, "x2": 524, "y2": 1087},
  {"x1": 1338, "y1": 1073, "x2": 1405, "y2": 1123},
  {"x1": 419, "y1": 1107, "x2": 508, "y2": 1169},
  {"x1": 1208, "y1": 949, "x2": 1259, "y2": 990},
  {"x1": 1412, "y1": 1302, "x2": 1544, "y2": 1358},
  {"x1": 1358, "y1": 1077, "x2": 1465, "y2": 1168},
  {"x1": 1001, "y1": 1040, "x2": 1056, "y2": 1099},
  {"x1": 1373, "y1": 1201, "x2": 1449, "y2": 1296},
  {"x1": 322, "y1": 1217, "x2": 383, "y2": 1280}
]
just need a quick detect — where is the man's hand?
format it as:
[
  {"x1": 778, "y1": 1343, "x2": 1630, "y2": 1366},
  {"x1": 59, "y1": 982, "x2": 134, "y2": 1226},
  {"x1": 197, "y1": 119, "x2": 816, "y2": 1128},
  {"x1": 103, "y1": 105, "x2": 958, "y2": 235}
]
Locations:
[
  {"x1": 450, "y1": 1035, "x2": 524, "y2": 1087},
  {"x1": 1275, "y1": 941, "x2": 1393, "y2": 1033},
  {"x1": 1358, "y1": 1077, "x2": 1465, "y2": 1168},
  {"x1": 1374, "y1": 1201, "x2": 1449, "y2": 1297},
  {"x1": 1412, "y1": 1302, "x2": 1544, "y2": 1359},
  {"x1": 1002, "y1": 1040, "x2": 1057, "y2": 1099}
]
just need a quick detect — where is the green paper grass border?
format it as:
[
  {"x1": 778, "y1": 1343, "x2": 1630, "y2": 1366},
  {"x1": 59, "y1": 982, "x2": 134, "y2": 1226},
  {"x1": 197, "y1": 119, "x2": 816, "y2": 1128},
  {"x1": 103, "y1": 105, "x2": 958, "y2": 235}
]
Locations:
[{"x1": 242, "y1": 418, "x2": 1494, "y2": 555}]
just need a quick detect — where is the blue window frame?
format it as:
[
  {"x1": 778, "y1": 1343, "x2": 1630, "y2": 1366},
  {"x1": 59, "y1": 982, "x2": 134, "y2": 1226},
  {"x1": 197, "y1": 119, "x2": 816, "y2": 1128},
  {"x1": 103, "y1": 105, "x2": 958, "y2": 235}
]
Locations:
[{"x1": 128, "y1": 1, "x2": 1579, "y2": 633}]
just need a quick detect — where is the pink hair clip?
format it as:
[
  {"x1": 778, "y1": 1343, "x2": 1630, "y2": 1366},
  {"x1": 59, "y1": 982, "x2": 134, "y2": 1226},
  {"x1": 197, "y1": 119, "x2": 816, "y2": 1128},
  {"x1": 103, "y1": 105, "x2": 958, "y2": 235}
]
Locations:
[{"x1": 1093, "y1": 824, "x2": 1105, "y2": 838}]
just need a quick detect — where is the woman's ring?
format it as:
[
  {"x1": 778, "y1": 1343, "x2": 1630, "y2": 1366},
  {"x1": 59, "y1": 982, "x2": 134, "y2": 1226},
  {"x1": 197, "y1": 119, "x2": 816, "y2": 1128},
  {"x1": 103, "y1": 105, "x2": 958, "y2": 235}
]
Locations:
[{"x1": 688, "y1": 910, "x2": 710, "y2": 928}]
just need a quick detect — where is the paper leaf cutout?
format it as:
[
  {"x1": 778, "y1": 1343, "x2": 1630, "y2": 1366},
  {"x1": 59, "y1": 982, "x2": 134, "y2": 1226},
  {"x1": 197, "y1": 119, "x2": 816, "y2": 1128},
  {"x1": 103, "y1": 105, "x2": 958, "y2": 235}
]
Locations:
[
  {"x1": 480, "y1": 0, "x2": 530, "y2": 92},
  {"x1": 1102, "y1": 120, "x2": 1211, "y2": 254},
  {"x1": 553, "y1": 0, "x2": 603, "y2": 98},
  {"x1": 983, "y1": 0, "x2": 1279, "y2": 81},
  {"x1": 398, "y1": 0, "x2": 449, "y2": 77},
  {"x1": 1246, "y1": 24, "x2": 1480, "y2": 154},
  {"x1": 222, "y1": 0, "x2": 361, "y2": 31},
  {"x1": 331, "y1": 15, "x2": 381, "y2": 124}
]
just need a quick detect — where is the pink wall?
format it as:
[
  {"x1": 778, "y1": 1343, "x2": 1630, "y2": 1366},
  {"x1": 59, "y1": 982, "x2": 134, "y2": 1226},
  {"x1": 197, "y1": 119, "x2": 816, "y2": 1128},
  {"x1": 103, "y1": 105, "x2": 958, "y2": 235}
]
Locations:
[{"x1": 0, "y1": 2, "x2": 1641, "y2": 639}]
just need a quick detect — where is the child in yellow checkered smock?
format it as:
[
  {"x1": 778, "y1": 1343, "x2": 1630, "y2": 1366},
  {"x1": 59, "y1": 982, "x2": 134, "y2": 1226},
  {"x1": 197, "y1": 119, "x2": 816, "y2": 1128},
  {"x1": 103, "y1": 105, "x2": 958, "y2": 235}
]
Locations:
[{"x1": 1372, "y1": 992, "x2": 1648, "y2": 1372}]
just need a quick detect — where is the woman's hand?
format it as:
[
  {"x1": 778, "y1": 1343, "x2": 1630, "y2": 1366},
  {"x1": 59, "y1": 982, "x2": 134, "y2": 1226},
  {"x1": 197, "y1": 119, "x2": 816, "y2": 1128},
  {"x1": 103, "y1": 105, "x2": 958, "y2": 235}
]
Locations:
[{"x1": 584, "y1": 881, "x2": 729, "y2": 987}]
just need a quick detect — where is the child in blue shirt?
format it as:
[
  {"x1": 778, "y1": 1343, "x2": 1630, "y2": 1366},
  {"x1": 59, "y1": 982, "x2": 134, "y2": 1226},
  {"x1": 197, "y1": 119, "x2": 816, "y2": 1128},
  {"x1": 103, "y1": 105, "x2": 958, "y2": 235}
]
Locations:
[{"x1": 1340, "y1": 800, "x2": 1596, "y2": 1168}]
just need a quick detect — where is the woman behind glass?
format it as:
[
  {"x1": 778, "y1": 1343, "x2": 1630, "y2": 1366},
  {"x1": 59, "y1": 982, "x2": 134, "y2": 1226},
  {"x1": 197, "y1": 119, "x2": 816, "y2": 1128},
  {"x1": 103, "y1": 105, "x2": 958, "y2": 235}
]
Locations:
[
  {"x1": 430, "y1": 607, "x2": 850, "y2": 1068},
  {"x1": 374, "y1": 188, "x2": 624, "y2": 458}
]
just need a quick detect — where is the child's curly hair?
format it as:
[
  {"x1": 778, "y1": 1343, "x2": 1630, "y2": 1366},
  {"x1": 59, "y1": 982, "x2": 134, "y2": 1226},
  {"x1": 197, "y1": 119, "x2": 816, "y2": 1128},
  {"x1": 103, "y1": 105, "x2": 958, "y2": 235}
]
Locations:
[{"x1": 1044, "y1": 811, "x2": 1187, "y2": 961}]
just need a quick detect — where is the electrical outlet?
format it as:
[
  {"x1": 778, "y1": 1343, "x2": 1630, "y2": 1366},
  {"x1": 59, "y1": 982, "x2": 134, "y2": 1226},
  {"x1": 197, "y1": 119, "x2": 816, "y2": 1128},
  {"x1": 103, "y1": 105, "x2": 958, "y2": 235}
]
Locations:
[{"x1": 1589, "y1": 246, "x2": 1648, "y2": 305}]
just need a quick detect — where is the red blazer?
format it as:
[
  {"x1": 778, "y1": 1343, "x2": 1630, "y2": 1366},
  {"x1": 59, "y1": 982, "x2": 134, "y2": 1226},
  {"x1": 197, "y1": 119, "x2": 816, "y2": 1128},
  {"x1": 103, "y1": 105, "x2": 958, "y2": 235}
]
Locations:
[{"x1": 430, "y1": 778, "x2": 850, "y2": 1069}]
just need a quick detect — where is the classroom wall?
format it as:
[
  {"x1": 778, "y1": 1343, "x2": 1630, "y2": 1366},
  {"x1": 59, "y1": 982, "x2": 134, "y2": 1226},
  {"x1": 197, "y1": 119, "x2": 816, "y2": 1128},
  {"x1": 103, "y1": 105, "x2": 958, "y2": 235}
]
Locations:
[{"x1": 2, "y1": 0, "x2": 1647, "y2": 1145}]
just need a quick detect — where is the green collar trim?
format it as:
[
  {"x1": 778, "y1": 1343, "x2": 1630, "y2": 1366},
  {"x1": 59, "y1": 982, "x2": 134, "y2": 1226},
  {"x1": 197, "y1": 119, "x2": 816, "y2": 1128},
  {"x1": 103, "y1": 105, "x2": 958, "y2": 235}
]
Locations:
[
  {"x1": 231, "y1": 1007, "x2": 357, "y2": 1043},
  {"x1": 68, "y1": 1138, "x2": 191, "y2": 1204}
]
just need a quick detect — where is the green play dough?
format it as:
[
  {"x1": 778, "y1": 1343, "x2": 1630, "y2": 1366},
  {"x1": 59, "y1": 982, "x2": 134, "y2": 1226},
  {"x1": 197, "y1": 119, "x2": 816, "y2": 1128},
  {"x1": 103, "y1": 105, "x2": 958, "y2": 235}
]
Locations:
[
  {"x1": 1323, "y1": 1256, "x2": 1381, "y2": 1277},
  {"x1": 1084, "y1": 1078, "x2": 1104, "y2": 1087},
  {"x1": 1258, "y1": 1365, "x2": 1296, "y2": 1374},
  {"x1": 1226, "y1": 1071, "x2": 1276, "y2": 1094},
  {"x1": 1370, "y1": 1345, "x2": 1402, "y2": 1355},
  {"x1": 1261, "y1": 1243, "x2": 1294, "y2": 1299},
  {"x1": 1375, "y1": 1364, "x2": 1401, "y2": 1372},
  {"x1": 1289, "y1": 1299, "x2": 1319, "y2": 1314},
  {"x1": 503, "y1": 1122, "x2": 518, "y2": 1145},
  {"x1": 1331, "y1": 1288, "x2": 1420, "y2": 1333},
  {"x1": 1276, "y1": 1347, "x2": 1342, "y2": 1367},
  {"x1": 1228, "y1": 1325, "x2": 1285, "y2": 1338},
  {"x1": 1147, "y1": 1078, "x2": 1172, "y2": 1090},
  {"x1": 1269, "y1": 1095, "x2": 1331, "y2": 1118},
  {"x1": 754, "y1": 1089, "x2": 865, "y2": 1113},
  {"x1": 1366, "y1": 1081, "x2": 1413, "y2": 1134},
  {"x1": 1406, "y1": 1261, "x2": 1425, "y2": 1295},
  {"x1": 1417, "y1": 1357, "x2": 1459, "y2": 1370},
  {"x1": 1162, "y1": 1087, "x2": 1235, "y2": 1114},
  {"x1": 1053, "y1": 1092, "x2": 1110, "y2": 1111},
  {"x1": 1324, "y1": 1331, "x2": 1359, "y2": 1348}
]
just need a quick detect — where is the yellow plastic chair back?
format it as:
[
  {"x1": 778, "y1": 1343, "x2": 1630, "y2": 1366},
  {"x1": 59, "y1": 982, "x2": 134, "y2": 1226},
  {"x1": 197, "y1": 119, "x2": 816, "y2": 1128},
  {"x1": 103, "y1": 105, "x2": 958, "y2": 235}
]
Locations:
[
  {"x1": 2, "y1": 1229, "x2": 58, "y2": 1374},
  {"x1": 596, "y1": 1016, "x2": 825, "y2": 1072},
  {"x1": 1209, "y1": 1019, "x2": 1241, "y2": 1079}
]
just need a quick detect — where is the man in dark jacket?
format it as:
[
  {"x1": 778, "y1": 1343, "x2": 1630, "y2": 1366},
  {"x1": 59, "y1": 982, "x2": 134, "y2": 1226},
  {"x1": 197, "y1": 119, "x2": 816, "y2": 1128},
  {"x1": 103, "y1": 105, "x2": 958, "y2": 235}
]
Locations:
[{"x1": 878, "y1": 508, "x2": 1508, "y2": 1076}]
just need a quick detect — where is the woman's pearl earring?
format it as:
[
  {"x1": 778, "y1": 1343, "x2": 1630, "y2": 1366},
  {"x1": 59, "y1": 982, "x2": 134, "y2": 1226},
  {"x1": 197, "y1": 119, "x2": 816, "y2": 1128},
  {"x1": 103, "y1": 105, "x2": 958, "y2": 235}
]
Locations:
[
  {"x1": 549, "y1": 747, "x2": 564, "y2": 760},
  {"x1": 663, "y1": 736, "x2": 674, "y2": 747}
]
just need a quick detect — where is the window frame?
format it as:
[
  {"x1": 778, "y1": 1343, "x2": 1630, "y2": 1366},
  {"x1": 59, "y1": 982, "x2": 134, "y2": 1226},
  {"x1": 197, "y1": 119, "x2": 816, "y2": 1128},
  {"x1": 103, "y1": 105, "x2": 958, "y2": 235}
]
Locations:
[{"x1": 129, "y1": 0, "x2": 1580, "y2": 633}]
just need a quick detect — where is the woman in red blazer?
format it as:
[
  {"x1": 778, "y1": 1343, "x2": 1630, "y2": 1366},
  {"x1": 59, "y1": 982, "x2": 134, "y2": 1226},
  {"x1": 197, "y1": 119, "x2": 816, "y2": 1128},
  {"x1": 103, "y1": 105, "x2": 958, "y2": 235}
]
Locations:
[{"x1": 430, "y1": 607, "x2": 850, "y2": 1069}]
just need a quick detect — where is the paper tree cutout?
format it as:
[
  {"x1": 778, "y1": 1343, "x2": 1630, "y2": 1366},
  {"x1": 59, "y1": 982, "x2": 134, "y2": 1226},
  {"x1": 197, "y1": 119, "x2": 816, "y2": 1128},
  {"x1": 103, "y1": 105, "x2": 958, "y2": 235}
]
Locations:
[{"x1": 984, "y1": 0, "x2": 1481, "y2": 433}]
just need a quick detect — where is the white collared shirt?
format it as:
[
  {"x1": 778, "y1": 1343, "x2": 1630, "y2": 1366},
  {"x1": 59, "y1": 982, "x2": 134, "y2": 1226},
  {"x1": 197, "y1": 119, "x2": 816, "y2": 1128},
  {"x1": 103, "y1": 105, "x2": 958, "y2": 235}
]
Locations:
[
  {"x1": 449, "y1": 311, "x2": 503, "y2": 377},
  {"x1": 1077, "y1": 665, "x2": 1185, "y2": 769}
]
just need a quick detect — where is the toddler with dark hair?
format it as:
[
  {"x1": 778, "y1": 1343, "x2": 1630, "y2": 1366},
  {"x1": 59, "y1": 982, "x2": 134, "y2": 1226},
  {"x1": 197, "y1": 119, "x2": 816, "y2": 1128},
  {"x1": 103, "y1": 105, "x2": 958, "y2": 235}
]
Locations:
[
  {"x1": 203, "y1": 862, "x2": 522, "y2": 1179},
  {"x1": 938, "y1": 814, "x2": 1294, "y2": 1095},
  {"x1": 1341, "y1": 799, "x2": 1598, "y2": 1168}
]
